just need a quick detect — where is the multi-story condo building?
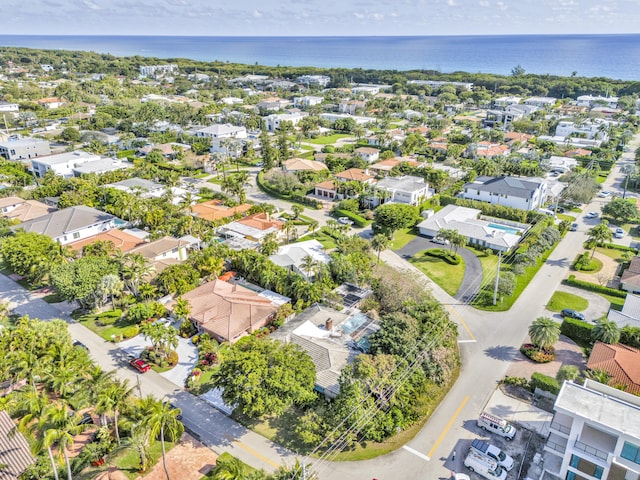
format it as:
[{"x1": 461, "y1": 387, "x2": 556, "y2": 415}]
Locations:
[{"x1": 543, "y1": 379, "x2": 640, "y2": 480}]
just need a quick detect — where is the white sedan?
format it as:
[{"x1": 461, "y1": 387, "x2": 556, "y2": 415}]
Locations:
[
  {"x1": 337, "y1": 217, "x2": 354, "y2": 225},
  {"x1": 585, "y1": 212, "x2": 599, "y2": 219}
]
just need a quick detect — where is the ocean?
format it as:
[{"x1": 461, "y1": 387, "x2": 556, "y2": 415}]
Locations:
[{"x1": 1, "y1": 34, "x2": 639, "y2": 81}]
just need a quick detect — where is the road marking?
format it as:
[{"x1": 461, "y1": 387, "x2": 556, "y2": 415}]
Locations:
[
  {"x1": 403, "y1": 445, "x2": 431, "y2": 462},
  {"x1": 445, "y1": 305, "x2": 476, "y2": 341},
  {"x1": 457, "y1": 339, "x2": 477, "y2": 343},
  {"x1": 426, "y1": 395, "x2": 469, "y2": 458},
  {"x1": 231, "y1": 439, "x2": 280, "y2": 468}
]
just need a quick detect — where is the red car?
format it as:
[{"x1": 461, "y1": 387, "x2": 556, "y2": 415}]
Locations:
[{"x1": 129, "y1": 358, "x2": 151, "y2": 373}]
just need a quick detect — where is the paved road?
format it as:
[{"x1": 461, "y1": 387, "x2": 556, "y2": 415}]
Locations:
[{"x1": 0, "y1": 273, "x2": 294, "y2": 473}]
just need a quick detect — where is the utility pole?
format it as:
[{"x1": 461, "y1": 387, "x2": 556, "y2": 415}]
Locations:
[{"x1": 493, "y1": 250, "x2": 502, "y2": 306}]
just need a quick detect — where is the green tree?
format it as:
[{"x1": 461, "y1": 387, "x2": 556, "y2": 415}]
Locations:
[
  {"x1": 154, "y1": 263, "x2": 200, "y2": 295},
  {"x1": 602, "y1": 198, "x2": 638, "y2": 223},
  {"x1": 371, "y1": 233, "x2": 390, "y2": 265},
  {"x1": 209, "y1": 454, "x2": 247, "y2": 480},
  {"x1": 140, "y1": 397, "x2": 184, "y2": 480},
  {"x1": 50, "y1": 256, "x2": 119, "y2": 309},
  {"x1": 291, "y1": 204, "x2": 304, "y2": 219},
  {"x1": 213, "y1": 337, "x2": 316, "y2": 418},
  {"x1": 528, "y1": 317, "x2": 560, "y2": 349},
  {"x1": 586, "y1": 223, "x2": 614, "y2": 258},
  {"x1": 556, "y1": 365, "x2": 580, "y2": 383},
  {"x1": 97, "y1": 273, "x2": 124, "y2": 309},
  {"x1": 372, "y1": 203, "x2": 419, "y2": 239},
  {"x1": 43, "y1": 404, "x2": 90, "y2": 480},
  {"x1": 0, "y1": 231, "x2": 60, "y2": 284},
  {"x1": 591, "y1": 319, "x2": 621, "y2": 344}
]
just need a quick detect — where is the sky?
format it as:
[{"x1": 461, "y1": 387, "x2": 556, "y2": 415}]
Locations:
[{"x1": 3, "y1": 0, "x2": 640, "y2": 36}]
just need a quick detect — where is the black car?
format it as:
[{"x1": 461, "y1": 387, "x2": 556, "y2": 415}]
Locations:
[
  {"x1": 73, "y1": 340, "x2": 88, "y2": 350},
  {"x1": 569, "y1": 223, "x2": 579, "y2": 232},
  {"x1": 561, "y1": 309, "x2": 585, "y2": 321}
]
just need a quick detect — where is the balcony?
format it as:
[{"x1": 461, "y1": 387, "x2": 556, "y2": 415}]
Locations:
[
  {"x1": 550, "y1": 412, "x2": 573, "y2": 436},
  {"x1": 574, "y1": 424, "x2": 617, "y2": 462},
  {"x1": 545, "y1": 433, "x2": 568, "y2": 455},
  {"x1": 574, "y1": 440, "x2": 610, "y2": 461}
]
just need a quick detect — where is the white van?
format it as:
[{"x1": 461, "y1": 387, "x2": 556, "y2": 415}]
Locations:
[
  {"x1": 477, "y1": 412, "x2": 517, "y2": 440},
  {"x1": 470, "y1": 439, "x2": 515, "y2": 471},
  {"x1": 464, "y1": 450, "x2": 507, "y2": 480}
]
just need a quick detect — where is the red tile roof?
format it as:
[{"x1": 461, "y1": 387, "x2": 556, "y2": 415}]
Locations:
[
  {"x1": 68, "y1": 229, "x2": 146, "y2": 253},
  {"x1": 587, "y1": 342, "x2": 640, "y2": 395}
]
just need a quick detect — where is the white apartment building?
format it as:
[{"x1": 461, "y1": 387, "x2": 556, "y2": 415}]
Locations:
[
  {"x1": 544, "y1": 380, "x2": 640, "y2": 480},
  {"x1": 0, "y1": 138, "x2": 51, "y2": 161},
  {"x1": 264, "y1": 112, "x2": 308, "y2": 132},
  {"x1": 555, "y1": 121, "x2": 609, "y2": 140},
  {"x1": 139, "y1": 64, "x2": 178, "y2": 77},
  {"x1": 297, "y1": 75, "x2": 331, "y2": 87},
  {"x1": 462, "y1": 176, "x2": 547, "y2": 211},
  {"x1": 31, "y1": 151, "x2": 101, "y2": 178},
  {"x1": 576, "y1": 95, "x2": 619, "y2": 109},
  {"x1": 195, "y1": 124, "x2": 247, "y2": 140}
]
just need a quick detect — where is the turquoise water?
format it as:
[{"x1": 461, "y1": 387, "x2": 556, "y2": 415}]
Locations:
[
  {"x1": 341, "y1": 313, "x2": 369, "y2": 335},
  {"x1": 488, "y1": 223, "x2": 521, "y2": 235}
]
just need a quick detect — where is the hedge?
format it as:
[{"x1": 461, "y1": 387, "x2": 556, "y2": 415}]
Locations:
[
  {"x1": 601, "y1": 243, "x2": 639, "y2": 253},
  {"x1": 425, "y1": 248, "x2": 461, "y2": 265},
  {"x1": 256, "y1": 171, "x2": 322, "y2": 209},
  {"x1": 561, "y1": 317, "x2": 595, "y2": 346},
  {"x1": 530, "y1": 372, "x2": 560, "y2": 395},
  {"x1": 440, "y1": 194, "x2": 544, "y2": 224},
  {"x1": 333, "y1": 208, "x2": 371, "y2": 228},
  {"x1": 565, "y1": 275, "x2": 627, "y2": 298}
]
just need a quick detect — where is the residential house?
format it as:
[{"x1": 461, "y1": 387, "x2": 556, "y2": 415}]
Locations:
[
  {"x1": 297, "y1": 75, "x2": 331, "y2": 87},
  {"x1": 334, "y1": 168, "x2": 375, "y2": 185},
  {"x1": 542, "y1": 380, "x2": 640, "y2": 480},
  {"x1": 71, "y1": 158, "x2": 131, "y2": 177},
  {"x1": 128, "y1": 236, "x2": 190, "y2": 274},
  {"x1": 313, "y1": 180, "x2": 338, "y2": 201},
  {"x1": 177, "y1": 279, "x2": 278, "y2": 344},
  {"x1": 14, "y1": 206, "x2": 118, "y2": 245},
  {"x1": 354, "y1": 147, "x2": 380, "y2": 163},
  {"x1": 30, "y1": 151, "x2": 101, "y2": 178},
  {"x1": 269, "y1": 240, "x2": 331, "y2": 280},
  {"x1": 565, "y1": 148, "x2": 593, "y2": 158},
  {"x1": 37, "y1": 97, "x2": 66, "y2": 109},
  {"x1": 523, "y1": 96, "x2": 557, "y2": 108},
  {"x1": 0, "y1": 138, "x2": 51, "y2": 161},
  {"x1": 555, "y1": 121, "x2": 608, "y2": 140},
  {"x1": 219, "y1": 212, "x2": 285, "y2": 244},
  {"x1": 504, "y1": 132, "x2": 534, "y2": 146},
  {"x1": 374, "y1": 175, "x2": 429, "y2": 206},
  {"x1": 67, "y1": 228, "x2": 146, "y2": 254},
  {"x1": 283, "y1": 158, "x2": 328, "y2": 174},
  {"x1": 319, "y1": 113, "x2": 376, "y2": 125},
  {"x1": 537, "y1": 135, "x2": 603, "y2": 148},
  {"x1": 586, "y1": 342, "x2": 640, "y2": 395},
  {"x1": 264, "y1": 112, "x2": 308, "y2": 132},
  {"x1": 270, "y1": 305, "x2": 362, "y2": 399},
  {"x1": 549, "y1": 155, "x2": 579, "y2": 173},
  {"x1": 368, "y1": 158, "x2": 400, "y2": 176},
  {"x1": 608, "y1": 293, "x2": 640, "y2": 329},
  {"x1": 190, "y1": 200, "x2": 252, "y2": 222},
  {"x1": 103, "y1": 178, "x2": 168, "y2": 198},
  {"x1": 351, "y1": 84, "x2": 392, "y2": 95},
  {"x1": 576, "y1": 95, "x2": 619, "y2": 109},
  {"x1": 138, "y1": 142, "x2": 192, "y2": 159},
  {"x1": 314, "y1": 152, "x2": 351, "y2": 163},
  {"x1": 0, "y1": 196, "x2": 56, "y2": 222},
  {"x1": 483, "y1": 104, "x2": 537, "y2": 129},
  {"x1": 293, "y1": 96, "x2": 324, "y2": 107},
  {"x1": 195, "y1": 124, "x2": 247, "y2": 140},
  {"x1": 0, "y1": 101, "x2": 19, "y2": 113},
  {"x1": 257, "y1": 97, "x2": 291, "y2": 111},
  {"x1": 621, "y1": 257, "x2": 640, "y2": 294},
  {"x1": 0, "y1": 410, "x2": 35, "y2": 479},
  {"x1": 338, "y1": 100, "x2": 367, "y2": 115},
  {"x1": 493, "y1": 96, "x2": 522, "y2": 108},
  {"x1": 407, "y1": 80, "x2": 473, "y2": 91},
  {"x1": 470, "y1": 141, "x2": 510, "y2": 159},
  {"x1": 417, "y1": 204, "x2": 525, "y2": 252},
  {"x1": 139, "y1": 64, "x2": 178, "y2": 77},
  {"x1": 461, "y1": 176, "x2": 547, "y2": 211}
]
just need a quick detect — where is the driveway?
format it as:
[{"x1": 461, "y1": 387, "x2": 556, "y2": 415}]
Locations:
[
  {"x1": 396, "y1": 235, "x2": 483, "y2": 301},
  {"x1": 546, "y1": 283, "x2": 611, "y2": 323},
  {"x1": 118, "y1": 328, "x2": 198, "y2": 388}
]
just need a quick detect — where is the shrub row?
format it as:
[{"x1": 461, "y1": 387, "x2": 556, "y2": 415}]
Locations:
[
  {"x1": 530, "y1": 372, "x2": 560, "y2": 395},
  {"x1": 565, "y1": 275, "x2": 627, "y2": 298},
  {"x1": 440, "y1": 194, "x2": 544, "y2": 224},
  {"x1": 333, "y1": 208, "x2": 371, "y2": 227},
  {"x1": 602, "y1": 243, "x2": 639, "y2": 253},
  {"x1": 257, "y1": 171, "x2": 322, "y2": 209},
  {"x1": 425, "y1": 248, "x2": 461, "y2": 265},
  {"x1": 561, "y1": 317, "x2": 595, "y2": 346}
]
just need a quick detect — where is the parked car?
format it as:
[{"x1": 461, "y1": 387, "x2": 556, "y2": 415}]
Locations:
[
  {"x1": 168, "y1": 402, "x2": 183, "y2": 421},
  {"x1": 470, "y1": 439, "x2": 515, "y2": 471},
  {"x1": 451, "y1": 474, "x2": 471, "y2": 480},
  {"x1": 569, "y1": 223, "x2": 579, "y2": 231},
  {"x1": 477, "y1": 412, "x2": 517, "y2": 440},
  {"x1": 585, "y1": 212, "x2": 599, "y2": 219},
  {"x1": 78, "y1": 412, "x2": 94, "y2": 425},
  {"x1": 598, "y1": 191, "x2": 612, "y2": 198},
  {"x1": 72, "y1": 340, "x2": 88, "y2": 350},
  {"x1": 464, "y1": 450, "x2": 507, "y2": 480},
  {"x1": 129, "y1": 358, "x2": 151, "y2": 373},
  {"x1": 614, "y1": 227, "x2": 625, "y2": 239},
  {"x1": 338, "y1": 217, "x2": 354, "y2": 225},
  {"x1": 561, "y1": 309, "x2": 585, "y2": 321}
]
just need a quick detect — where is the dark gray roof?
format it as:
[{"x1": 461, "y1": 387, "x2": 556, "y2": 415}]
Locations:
[
  {"x1": 0, "y1": 410, "x2": 35, "y2": 480},
  {"x1": 465, "y1": 176, "x2": 544, "y2": 199},
  {"x1": 15, "y1": 206, "x2": 115, "y2": 238}
]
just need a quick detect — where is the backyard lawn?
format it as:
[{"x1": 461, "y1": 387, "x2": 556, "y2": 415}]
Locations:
[
  {"x1": 546, "y1": 291, "x2": 589, "y2": 312},
  {"x1": 409, "y1": 250, "x2": 465, "y2": 296},
  {"x1": 305, "y1": 133, "x2": 351, "y2": 145},
  {"x1": 390, "y1": 227, "x2": 418, "y2": 250},
  {"x1": 296, "y1": 230, "x2": 338, "y2": 250}
]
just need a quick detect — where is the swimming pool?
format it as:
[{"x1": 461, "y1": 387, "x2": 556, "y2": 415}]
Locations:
[{"x1": 488, "y1": 223, "x2": 521, "y2": 235}]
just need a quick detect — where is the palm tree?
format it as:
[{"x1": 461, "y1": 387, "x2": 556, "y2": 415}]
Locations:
[
  {"x1": 585, "y1": 368, "x2": 612, "y2": 385},
  {"x1": 141, "y1": 398, "x2": 184, "y2": 480},
  {"x1": 43, "y1": 404, "x2": 90, "y2": 480},
  {"x1": 209, "y1": 454, "x2": 247, "y2": 480},
  {"x1": 587, "y1": 223, "x2": 613, "y2": 259},
  {"x1": 97, "y1": 274, "x2": 124, "y2": 309},
  {"x1": 528, "y1": 317, "x2": 560, "y2": 350},
  {"x1": 300, "y1": 255, "x2": 318, "y2": 280},
  {"x1": 122, "y1": 253, "x2": 153, "y2": 297},
  {"x1": 307, "y1": 219, "x2": 318, "y2": 233},
  {"x1": 592, "y1": 319, "x2": 621, "y2": 344},
  {"x1": 371, "y1": 234, "x2": 390, "y2": 265},
  {"x1": 283, "y1": 220, "x2": 296, "y2": 244},
  {"x1": 173, "y1": 297, "x2": 191, "y2": 322},
  {"x1": 95, "y1": 378, "x2": 132, "y2": 445}
]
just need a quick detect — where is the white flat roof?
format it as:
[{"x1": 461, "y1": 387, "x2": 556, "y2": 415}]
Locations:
[{"x1": 555, "y1": 380, "x2": 640, "y2": 439}]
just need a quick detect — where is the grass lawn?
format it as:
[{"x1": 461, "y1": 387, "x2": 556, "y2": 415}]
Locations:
[
  {"x1": 599, "y1": 292, "x2": 625, "y2": 311},
  {"x1": 557, "y1": 213, "x2": 576, "y2": 222},
  {"x1": 76, "y1": 313, "x2": 138, "y2": 342},
  {"x1": 594, "y1": 246, "x2": 625, "y2": 261},
  {"x1": 547, "y1": 291, "x2": 589, "y2": 312},
  {"x1": 389, "y1": 227, "x2": 418, "y2": 250},
  {"x1": 77, "y1": 440, "x2": 175, "y2": 480},
  {"x1": 296, "y1": 230, "x2": 338, "y2": 250},
  {"x1": 574, "y1": 254, "x2": 603, "y2": 273},
  {"x1": 42, "y1": 292, "x2": 66, "y2": 303},
  {"x1": 305, "y1": 134, "x2": 351, "y2": 145},
  {"x1": 468, "y1": 247, "x2": 499, "y2": 286},
  {"x1": 188, "y1": 368, "x2": 217, "y2": 396},
  {"x1": 409, "y1": 250, "x2": 465, "y2": 297},
  {"x1": 192, "y1": 172, "x2": 209, "y2": 179}
]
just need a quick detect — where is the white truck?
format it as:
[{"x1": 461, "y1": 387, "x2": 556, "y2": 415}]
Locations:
[
  {"x1": 477, "y1": 412, "x2": 517, "y2": 440},
  {"x1": 470, "y1": 439, "x2": 515, "y2": 471},
  {"x1": 464, "y1": 450, "x2": 507, "y2": 480}
]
